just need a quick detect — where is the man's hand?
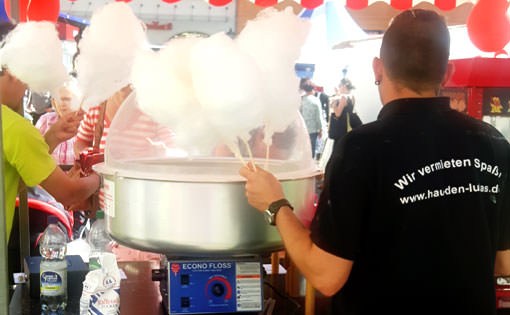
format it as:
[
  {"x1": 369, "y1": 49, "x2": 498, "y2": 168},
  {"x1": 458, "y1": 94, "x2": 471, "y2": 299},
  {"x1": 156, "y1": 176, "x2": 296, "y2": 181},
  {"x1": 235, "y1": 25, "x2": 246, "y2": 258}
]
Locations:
[
  {"x1": 44, "y1": 110, "x2": 84, "y2": 153},
  {"x1": 239, "y1": 163, "x2": 285, "y2": 211}
]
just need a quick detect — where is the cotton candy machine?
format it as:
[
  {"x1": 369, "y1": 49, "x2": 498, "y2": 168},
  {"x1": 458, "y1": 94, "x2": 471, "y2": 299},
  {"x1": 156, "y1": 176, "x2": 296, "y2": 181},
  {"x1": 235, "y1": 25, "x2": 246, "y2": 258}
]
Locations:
[{"x1": 93, "y1": 92, "x2": 319, "y2": 257}]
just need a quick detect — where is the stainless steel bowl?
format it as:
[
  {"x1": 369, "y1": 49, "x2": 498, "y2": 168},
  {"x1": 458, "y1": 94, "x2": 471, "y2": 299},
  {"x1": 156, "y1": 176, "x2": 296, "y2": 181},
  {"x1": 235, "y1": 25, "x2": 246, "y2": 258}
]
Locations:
[{"x1": 94, "y1": 162, "x2": 317, "y2": 256}]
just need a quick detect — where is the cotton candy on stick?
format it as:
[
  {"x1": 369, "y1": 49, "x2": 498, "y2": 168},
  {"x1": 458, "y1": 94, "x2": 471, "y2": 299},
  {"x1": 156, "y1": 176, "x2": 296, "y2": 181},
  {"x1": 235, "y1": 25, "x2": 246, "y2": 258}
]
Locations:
[
  {"x1": 132, "y1": 38, "x2": 218, "y2": 154},
  {"x1": 237, "y1": 8, "x2": 311, "y2": 167},
  {"x1": 136, "y1": 38, "x2": 199, "y2": 127},
  {"x1": 76, "y1": 2, "x2": 146, "y2": 110},
  {"x1": 190, "y1": 33, "x2": 265, "y2": 167},
  {"x1": 0, "y1": 22, "x2": 67, "y2": 94},
  {"x1": 238, "y1": 8, "x2": 310, "y2": 72}
]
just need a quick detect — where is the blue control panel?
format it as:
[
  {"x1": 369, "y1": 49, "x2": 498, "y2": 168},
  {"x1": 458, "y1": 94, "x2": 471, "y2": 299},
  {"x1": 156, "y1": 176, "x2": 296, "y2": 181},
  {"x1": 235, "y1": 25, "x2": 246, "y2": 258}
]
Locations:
[{"x1": 167, "y1": 259, "x2": 263, "y2": 314}]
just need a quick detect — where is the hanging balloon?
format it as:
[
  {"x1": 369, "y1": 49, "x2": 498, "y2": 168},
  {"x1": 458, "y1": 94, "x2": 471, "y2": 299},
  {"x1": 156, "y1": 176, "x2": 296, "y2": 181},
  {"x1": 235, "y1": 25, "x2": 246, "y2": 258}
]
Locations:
[
  {"x1": 27, "y1": 0, "x2": 60, "y2": 22},
  {"x1": 208, "y1": 0, "x2": 233, "y2": 6},
  {"x1": 4, "y1": 0, "x2": 29, "y2": 22},
  {"x1": 0, "y1": 0, "x2": 8, "y2": 21},
  {"x1": 467, "y1": 0, "x2": 510, "y2": 52}
]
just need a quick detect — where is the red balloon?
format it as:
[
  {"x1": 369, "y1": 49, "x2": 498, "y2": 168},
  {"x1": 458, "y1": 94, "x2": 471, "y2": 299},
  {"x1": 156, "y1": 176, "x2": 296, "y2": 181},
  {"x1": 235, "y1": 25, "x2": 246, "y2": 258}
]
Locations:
[
  {"x1": 4, "y1": 0, "x2": 59, "y2": 22},
  {"x1": 27, "y1": 0, "x2": 60, "y2": 22},
  {"x1": 467, "y1": 0, "x2": 510, "y2": 52},
  {"x1": 208, "y1": 0, "x2": 233, "y2": 6},
  {"x1": 4, "y1": 0, "x2": 29, "y2": 22}
]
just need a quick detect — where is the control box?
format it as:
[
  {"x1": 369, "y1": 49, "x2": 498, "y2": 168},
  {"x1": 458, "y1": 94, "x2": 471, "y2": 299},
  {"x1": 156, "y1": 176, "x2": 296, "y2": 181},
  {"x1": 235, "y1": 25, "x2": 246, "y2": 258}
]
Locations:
[{"x1": 167, "y1": 259, "x2": 263, "y2": 314}]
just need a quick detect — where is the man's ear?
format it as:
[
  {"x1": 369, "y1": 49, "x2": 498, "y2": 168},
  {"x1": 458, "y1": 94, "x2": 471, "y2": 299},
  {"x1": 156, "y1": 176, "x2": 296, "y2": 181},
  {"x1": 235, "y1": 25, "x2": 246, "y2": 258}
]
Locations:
[
  {"x1": 441, "y1": 62, "x2": 455, "y2": 88},
  {"x1": 372, "y1": 57, "x2": 383, "y2": 83}
]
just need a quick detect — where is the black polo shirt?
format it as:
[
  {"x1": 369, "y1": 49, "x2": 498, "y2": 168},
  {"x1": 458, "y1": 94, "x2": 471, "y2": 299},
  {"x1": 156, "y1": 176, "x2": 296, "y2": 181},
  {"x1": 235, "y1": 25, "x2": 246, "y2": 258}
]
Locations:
[{"x1": 311, "y1": 97, "x2": 510, "y2": 315}]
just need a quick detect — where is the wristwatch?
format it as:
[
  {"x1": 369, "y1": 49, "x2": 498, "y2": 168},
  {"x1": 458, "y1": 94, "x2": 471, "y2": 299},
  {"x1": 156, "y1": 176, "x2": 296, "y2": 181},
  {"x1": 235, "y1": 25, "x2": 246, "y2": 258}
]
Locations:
[{"x1": 264, "y1": 199, "x2": 294, "y2": 226}]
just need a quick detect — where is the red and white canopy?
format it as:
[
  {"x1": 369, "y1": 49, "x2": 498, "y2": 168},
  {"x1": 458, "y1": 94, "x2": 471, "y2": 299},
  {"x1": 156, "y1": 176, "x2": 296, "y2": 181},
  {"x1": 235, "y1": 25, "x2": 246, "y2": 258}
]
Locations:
[
  {"x1": 254, "y1": 0, "x2": 474, "y2": 9},
  {"x1": 342, "y1": 0, "x2": 474, "y2": 10},
  {"x1": 110, "y1": 0, "x2": 475, "y2": 10}
]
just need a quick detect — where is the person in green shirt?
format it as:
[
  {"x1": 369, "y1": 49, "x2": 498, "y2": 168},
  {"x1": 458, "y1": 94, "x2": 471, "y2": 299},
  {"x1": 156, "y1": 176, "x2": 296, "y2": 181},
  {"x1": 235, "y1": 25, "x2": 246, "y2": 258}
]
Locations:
[{"x1": 0, "y1": 22, "x2": 100, "y2": 270}]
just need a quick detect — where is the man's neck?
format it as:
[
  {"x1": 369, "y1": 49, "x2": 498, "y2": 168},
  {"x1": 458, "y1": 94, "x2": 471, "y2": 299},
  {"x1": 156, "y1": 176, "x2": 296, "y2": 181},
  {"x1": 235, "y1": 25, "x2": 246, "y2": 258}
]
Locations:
[
  {"x1": 3, "y1": 103, "x2": 20, "y2": 113},
  {"x1": 382, "y1": 88, "x2": 437, "y2": 106}
]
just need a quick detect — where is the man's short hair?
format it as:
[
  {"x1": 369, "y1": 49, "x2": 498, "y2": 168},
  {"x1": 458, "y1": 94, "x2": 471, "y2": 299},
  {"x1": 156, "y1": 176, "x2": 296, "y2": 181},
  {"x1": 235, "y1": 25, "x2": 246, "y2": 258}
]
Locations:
[
  {"x1": 0, "y1": 22, "x2": 15, "y2": 74},
  {"x1": 300, "y1": 77, "x2": 311, "y2": 90},
  {"x1": 303, "y1": 83, "x2": 314, "y2": 93},
  {"x1": 380, "y1": 9, "x2": 450, "y2": 93},
  {"x1": 0, "y1": 21, "x2": 14, "y2": 43}
]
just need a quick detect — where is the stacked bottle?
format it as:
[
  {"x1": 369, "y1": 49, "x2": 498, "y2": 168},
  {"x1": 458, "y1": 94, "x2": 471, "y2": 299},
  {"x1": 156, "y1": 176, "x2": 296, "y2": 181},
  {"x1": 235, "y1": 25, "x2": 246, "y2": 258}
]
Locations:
[
  {"x1": 40, "y1": 224, "x2": 67, "y2": 314},
  {"x1": 87, "y1": 210, "x2": 113, "y2": 270}
]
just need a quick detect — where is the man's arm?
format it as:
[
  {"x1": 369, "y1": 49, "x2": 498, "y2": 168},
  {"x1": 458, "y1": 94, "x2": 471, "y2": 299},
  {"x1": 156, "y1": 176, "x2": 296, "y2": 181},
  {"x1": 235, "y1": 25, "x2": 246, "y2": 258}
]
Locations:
[
  {"x1": 239, "y1": 165, "x2": 352, "y2": 296},
  {"x1": 496, "y1": 250, "x2": 510, "y2": 276},
  {"x1": 40, "y1": 167, "x2": 100, "y2": 207},
  {"x1": 276, "y1": 206, "x2": 353, "y2": 295}
]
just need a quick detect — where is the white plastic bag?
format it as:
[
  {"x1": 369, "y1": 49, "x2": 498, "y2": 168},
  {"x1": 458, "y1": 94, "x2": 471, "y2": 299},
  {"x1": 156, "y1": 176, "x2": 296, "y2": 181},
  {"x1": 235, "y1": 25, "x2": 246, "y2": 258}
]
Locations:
[{"x1": 80, "y1": 253, "x2": 121, "y2": 315}]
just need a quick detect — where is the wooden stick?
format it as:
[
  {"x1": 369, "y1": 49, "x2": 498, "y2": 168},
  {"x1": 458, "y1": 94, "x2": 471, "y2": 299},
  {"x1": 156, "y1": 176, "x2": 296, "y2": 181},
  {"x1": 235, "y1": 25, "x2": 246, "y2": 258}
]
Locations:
[
  {"x1": 227, "y1": 142, "x2": 247, "y2": 167},
  {"x1": 264, "y1": 125, "x2": 270, "y2": 170},
  {"x1": 265, "y1": 144, "x2": 270, "y2": 170},
  {"x1": 270, "y1": 252, "x2": 279, "y2": 298},
  {"x1": 305, "y1": 280, "x2": 316, "y2": 315},
  {"x1": 241, "y1": 137, "x2": 257, "y2": 172}
]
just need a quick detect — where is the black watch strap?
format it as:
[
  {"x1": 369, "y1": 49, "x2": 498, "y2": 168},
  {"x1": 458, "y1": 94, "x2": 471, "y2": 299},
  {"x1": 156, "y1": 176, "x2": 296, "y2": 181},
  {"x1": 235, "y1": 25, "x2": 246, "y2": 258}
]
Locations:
[{"x1": 267, "y1": 199, "x2": 293, "y2": 225}]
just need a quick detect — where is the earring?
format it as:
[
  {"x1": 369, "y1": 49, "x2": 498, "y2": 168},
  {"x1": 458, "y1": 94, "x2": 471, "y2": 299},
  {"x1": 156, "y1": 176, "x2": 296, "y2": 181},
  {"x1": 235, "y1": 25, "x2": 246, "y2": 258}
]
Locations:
[{"x1": 375, "y1": 80, "x2": 381, "y2": 86}]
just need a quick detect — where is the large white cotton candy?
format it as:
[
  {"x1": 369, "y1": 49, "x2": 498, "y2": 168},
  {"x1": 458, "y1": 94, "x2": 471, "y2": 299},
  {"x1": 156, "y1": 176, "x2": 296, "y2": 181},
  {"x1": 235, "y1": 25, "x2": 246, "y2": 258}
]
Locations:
[
  {"x1": 76, "y1": 2, "x2": 146, "y2": 109},
  {"x1": 0, "y1": 22, "x2": 67, "y2": 93},
  {"x1": 133, "y1": 8, "x2": 309, "y2": 155},
  {"x1": 237, "y1": 8, "x2": 311, "y2": 145},
  {"x1": 132, "y1": 37, "x2": 222, "y2": 154},
  {"x1": 133, "y1": 38, "x2": 199, "y2": 129},
  {"x1": 172, "y1": 114, "x2": 221, "y2": 156},
  {"x1": 263, "y1": 68, "x2": 301, "y2": 141},
  {"x1": 237, "y1": 7, "x2": 310, "y2": 71},
  {"x1": 190, "y1": 33, "x2": 265, "y2": 144}
]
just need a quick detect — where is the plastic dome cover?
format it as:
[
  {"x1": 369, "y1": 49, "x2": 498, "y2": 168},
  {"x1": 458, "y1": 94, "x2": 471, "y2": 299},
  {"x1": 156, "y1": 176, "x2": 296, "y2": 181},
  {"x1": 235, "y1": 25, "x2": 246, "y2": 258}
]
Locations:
[{"x1": 104, "y1": 92, "x2": 318, "y2": 182}]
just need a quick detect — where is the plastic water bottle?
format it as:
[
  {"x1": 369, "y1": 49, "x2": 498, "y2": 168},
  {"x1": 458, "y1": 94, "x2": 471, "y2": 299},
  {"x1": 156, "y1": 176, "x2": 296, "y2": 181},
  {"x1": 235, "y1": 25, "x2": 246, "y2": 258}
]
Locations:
[
  {"x1": 40, "y1": 224, "x2": 67, "y2": 314},
  {"x1": 88, "y1": 210, "x2": 112, "y2": 270}
]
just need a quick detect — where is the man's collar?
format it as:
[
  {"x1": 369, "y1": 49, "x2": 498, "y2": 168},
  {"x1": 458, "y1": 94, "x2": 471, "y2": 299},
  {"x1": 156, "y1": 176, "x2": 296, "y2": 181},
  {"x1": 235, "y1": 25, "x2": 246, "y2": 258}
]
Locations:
[{"x1": 377, "y1": 97, "x2": 451, "y2": 120}]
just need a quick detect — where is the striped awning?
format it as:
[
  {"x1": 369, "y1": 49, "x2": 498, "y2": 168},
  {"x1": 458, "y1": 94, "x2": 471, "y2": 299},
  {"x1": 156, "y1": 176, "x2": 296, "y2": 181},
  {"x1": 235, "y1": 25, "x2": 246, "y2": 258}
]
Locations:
[
  {"x1": 343, "y1": 0, "x2": 475, "y2": 10},
  {"x1": 99, "y1": 0, "x2": 479, "y2": 10},
  {"x1": 243, "y1": 0, "x2": 475, "y2": 10},
  {"x1": 107, "y1": 0, "x2": 476, "y2": 9}
]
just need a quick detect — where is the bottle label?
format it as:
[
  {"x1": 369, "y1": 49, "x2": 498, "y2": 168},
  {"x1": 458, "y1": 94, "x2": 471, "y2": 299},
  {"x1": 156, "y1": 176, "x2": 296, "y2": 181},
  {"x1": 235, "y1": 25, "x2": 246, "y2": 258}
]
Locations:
[
  {"x1": 40, "y1": 270, "x2": 66, "y2": 296},
  {"x1": 89, "y1": 257, "x2": 101, "y2": 271}
]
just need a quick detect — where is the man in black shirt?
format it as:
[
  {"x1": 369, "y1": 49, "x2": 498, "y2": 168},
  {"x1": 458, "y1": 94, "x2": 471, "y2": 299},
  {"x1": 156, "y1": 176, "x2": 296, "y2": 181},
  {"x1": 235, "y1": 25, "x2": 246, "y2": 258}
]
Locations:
[{"x1": 240, "y1": 9, "x2": 510, "y2": 314}]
